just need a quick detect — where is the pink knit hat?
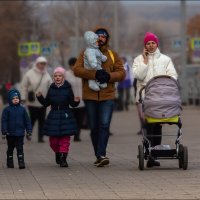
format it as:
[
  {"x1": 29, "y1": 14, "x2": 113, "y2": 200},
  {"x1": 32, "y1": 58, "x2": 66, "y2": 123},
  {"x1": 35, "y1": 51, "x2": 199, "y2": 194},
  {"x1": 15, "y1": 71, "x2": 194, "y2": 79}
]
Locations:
[
  {"x1": 144, "y1": 32, "x2": 159, "y2": 46},
  {"x1": 53, "y1": 66, "x2": 66, "y2": 77}
]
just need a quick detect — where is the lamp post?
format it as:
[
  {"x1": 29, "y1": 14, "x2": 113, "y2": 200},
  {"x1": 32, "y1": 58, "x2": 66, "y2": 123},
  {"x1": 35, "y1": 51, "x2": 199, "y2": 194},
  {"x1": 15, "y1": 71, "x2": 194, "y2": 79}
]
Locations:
[
  {"x1": 180, "y1": 0, "x2": 187, "y2": 104},
  {"x1": 113, "y1": 1, "x2": 119, "y2": 52},
  {"x1": 74, "y1": 1, "x2": 79, "y2": 56}
]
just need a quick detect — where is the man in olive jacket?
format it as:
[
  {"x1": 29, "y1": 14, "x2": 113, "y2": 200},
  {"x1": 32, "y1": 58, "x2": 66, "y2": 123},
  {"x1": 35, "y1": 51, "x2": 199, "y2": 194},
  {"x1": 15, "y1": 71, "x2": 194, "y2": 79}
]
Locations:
[{"x1": 74, "y1": 27, "x2": 125, "y2": 167}]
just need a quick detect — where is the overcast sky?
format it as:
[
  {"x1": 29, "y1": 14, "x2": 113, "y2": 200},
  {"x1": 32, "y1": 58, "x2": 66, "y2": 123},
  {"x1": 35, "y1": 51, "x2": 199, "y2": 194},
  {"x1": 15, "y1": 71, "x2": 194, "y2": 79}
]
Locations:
[{"x1": 121, "y1": 1, "x2": 200, "y2": 5}]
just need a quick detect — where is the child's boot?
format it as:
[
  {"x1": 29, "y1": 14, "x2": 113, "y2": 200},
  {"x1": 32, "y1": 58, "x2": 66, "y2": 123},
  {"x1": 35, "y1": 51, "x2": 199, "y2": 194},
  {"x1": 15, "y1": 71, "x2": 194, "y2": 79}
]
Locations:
[
  {"x1": 59, "y1": 153, "x2": 68, "y2": 167},
  {"x1": 17, "y1": 154, "x2": 25, "y2": 169},
  {"x1": 55, "y1": 152, "x2": 60, "y2": 164},
  {"x1": 7, "y1": 153, "x2": 14, "y2": 168}
]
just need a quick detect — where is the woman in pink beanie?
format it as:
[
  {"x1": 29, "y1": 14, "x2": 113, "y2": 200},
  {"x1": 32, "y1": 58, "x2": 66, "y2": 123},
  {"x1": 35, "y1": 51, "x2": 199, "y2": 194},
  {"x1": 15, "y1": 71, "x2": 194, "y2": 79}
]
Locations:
[
  {"x1": 36, "y1": 66, "x2": 80, "y2": 167},
  {"x1": 143, "y1": 32, "x2": 159, "y2": 47},
  {"x1": 132, "y1": 32, "x2": 178, "y2": 168}
]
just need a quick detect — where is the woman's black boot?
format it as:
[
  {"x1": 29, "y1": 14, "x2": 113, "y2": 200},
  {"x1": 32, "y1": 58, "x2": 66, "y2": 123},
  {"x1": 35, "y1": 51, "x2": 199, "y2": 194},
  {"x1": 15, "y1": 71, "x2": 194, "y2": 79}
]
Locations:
[{"x1": 60, "y1": 153, "x2": 68, "y2": 167}]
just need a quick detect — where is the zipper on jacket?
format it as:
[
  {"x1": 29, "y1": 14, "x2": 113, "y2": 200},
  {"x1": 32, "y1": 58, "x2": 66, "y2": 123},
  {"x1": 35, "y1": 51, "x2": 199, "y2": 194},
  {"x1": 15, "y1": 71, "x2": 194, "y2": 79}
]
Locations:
[
  {"x1": 152, "y1": 54, "x2": 155, "y2": 77},
  {"x1": 98, "y1": 91, "x2": 100, "y2": 100}
]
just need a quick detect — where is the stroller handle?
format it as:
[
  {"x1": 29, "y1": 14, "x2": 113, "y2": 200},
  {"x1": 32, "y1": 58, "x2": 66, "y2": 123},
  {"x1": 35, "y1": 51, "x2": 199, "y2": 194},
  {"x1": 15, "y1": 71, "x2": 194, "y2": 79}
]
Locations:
[{"x1": 138, "y1": 86, "x2": 145, "y2": 103}]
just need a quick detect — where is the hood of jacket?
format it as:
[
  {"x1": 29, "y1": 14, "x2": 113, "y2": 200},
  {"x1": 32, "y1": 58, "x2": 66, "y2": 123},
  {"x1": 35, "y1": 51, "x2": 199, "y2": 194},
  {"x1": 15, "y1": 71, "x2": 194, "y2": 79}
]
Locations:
[
  {"x1": 148, "y1": 48, "x2": 161, "y2": 59},
  {"x1": 33, "y1": 64, "x2": 48, "y2": 74},
  {"x1": 84, "y1": 31, "x2": 99, "y2": 49},
  {"x1": 8, "y1": 89, "x2": 21, "y2": 105}
]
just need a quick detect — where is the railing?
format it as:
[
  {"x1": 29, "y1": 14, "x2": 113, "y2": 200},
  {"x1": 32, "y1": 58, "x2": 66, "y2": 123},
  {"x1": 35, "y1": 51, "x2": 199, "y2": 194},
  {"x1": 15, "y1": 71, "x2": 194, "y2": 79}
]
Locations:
[{"x1": 186, "y1": 77, "x2": 200, "y2": 105}]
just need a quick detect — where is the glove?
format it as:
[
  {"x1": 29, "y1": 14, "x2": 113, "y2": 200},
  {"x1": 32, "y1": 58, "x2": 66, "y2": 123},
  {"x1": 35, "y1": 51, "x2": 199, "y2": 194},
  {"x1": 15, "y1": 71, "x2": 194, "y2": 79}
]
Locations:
[
  {"x1": 26, "y1": 133, "x2": 32, "y2": 141},
  {"x1": 101, "y1": 72, "x2": 110, "y2": 84},
  {"x1": 2, "y1": 135, "x2": 6, "y2": 140},
  {"x1": 95, "y1": 69, "x2": 106, "y2": 80},
  {"x1": 95, "y1": 69, "x2": 110, "y2": 84},
  {"x1": 97, "y1": 73, "x2": 110, "y2": 84}
]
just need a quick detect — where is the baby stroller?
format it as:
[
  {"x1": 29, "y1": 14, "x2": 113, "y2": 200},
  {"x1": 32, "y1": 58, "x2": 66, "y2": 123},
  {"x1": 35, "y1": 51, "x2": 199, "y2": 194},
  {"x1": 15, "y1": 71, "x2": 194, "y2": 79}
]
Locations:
[{"x1": 137, "y1": 75, "x2": 188, "y2": 170}]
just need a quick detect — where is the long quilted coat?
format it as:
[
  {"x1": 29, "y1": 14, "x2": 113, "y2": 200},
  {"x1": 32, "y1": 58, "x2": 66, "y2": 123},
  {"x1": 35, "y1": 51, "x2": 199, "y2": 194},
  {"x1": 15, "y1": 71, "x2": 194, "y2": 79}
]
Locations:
[{"x1": 37, "y1": 81, "x2": 79, "y2": 136}]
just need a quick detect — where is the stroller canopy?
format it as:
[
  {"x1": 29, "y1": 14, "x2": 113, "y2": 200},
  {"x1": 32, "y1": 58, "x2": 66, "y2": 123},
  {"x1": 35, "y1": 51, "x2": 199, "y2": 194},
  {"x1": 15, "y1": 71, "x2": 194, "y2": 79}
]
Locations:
[{"x1": 143, "y1": 75, "x2": 182, "y2": 119}]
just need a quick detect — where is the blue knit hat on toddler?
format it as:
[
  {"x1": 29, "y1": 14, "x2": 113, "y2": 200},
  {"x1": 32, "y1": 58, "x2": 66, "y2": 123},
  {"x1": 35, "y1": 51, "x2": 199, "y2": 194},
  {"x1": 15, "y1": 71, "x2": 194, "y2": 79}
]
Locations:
[{"x1": 8, "y1": 89, "x2": 21, "y2": 104}]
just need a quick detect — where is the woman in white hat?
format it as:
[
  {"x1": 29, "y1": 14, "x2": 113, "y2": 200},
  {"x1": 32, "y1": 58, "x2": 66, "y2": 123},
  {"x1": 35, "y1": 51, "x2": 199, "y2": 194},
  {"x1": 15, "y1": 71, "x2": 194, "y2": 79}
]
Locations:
[{"x1": 20, "y1": 56, "x2": 52, "y2": 143}]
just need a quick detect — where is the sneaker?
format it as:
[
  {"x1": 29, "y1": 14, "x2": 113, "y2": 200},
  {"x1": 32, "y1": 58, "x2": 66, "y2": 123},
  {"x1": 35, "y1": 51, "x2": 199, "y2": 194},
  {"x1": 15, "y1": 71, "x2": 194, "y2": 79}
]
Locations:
[
  {"x1": 94, "y1": 158, "x2": 100, "y2": 166},
  {"x1": 96, "y1": 156, "x2": 109, "y2": 167}
]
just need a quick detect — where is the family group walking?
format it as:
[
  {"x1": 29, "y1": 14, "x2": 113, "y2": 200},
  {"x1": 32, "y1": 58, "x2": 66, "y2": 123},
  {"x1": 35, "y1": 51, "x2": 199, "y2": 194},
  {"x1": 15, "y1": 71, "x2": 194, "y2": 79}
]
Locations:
[{"x1": 1, "y1": 26, "x2": 178, "y2": 169}]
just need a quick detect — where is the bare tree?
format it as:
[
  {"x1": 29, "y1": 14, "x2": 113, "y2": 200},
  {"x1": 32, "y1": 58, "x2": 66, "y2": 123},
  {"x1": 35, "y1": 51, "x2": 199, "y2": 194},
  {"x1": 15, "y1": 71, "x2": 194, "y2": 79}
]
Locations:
[
  {"x1": 0, "y1": 1, "x2": 35, "y2": 83},
  {"x1": 39, "y1": 1, "x2": 126, "y2": 64}
]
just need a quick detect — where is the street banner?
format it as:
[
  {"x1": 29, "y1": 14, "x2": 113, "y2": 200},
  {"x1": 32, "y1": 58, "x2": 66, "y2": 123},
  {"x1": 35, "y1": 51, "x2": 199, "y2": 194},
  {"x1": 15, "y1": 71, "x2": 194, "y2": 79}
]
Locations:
[
  {"x1": 18, "y1": 42, "x2": 29, "y2": 56},
  {"x1": 29, "y1": 42, "x2": 41, "y2": 55},
  {"x1": 41, "y1": 46, "x2": 51, "y2": 56},
  {"x1": 18, "y1": 42, "x2": 41, "y2": 56},
  {"x1": 191, "y1": 38, "x2": 200, "y2": 50}
]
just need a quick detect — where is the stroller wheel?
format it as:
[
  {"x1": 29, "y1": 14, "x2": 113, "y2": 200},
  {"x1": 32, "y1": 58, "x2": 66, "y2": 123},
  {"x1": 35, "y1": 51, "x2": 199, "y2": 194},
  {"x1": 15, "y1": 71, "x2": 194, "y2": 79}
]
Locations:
[
  {"x1": 138, "y1": 145, "x2": 144, "y2": 170},
  {"x1": 182, "y1": 146, "x2": 188, "y2": 170},
  {"x1": 179, "y1": 144, "x2": 188, "y2": 170},
  {"x1": 178, "y1": 144, "x2": 183, "y2": 168}
]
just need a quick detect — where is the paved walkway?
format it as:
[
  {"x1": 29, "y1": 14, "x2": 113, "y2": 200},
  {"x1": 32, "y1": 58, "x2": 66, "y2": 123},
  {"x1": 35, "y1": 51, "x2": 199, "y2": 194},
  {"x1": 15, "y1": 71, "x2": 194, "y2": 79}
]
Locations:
[{"x1": 0, "y1": 105, "x2": 200, "y2": 199}]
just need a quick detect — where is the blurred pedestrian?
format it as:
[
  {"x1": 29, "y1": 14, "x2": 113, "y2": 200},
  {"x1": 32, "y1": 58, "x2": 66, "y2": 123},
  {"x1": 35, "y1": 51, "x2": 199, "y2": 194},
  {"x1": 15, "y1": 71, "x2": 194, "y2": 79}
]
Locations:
[
  {"x1": 36, "y1": 67, "x2": 80, "y2": 167},
  {"x1": 66, "y1": 57, "x2": 86, "y2": 142},
  {"x1": 1, "y1": 89, "x2": 32, "y2": 169},
  {"x1": 20, "y1": 56, "x2": 52, "y2": 143},
  {"x1": 1, "y1": 82, "x2": 7, "y2": 104},
  {"x1": 117, "y1": 57, "x2": 132, "y2": 111},
  {"x1": 74, "y1": 27, "x2": 125, "y2": 167},
  {"x1": 132, "y1": 32, "x2": 178, "y2": 167},
  {"x1": 1, "y1": 80, "x2": 13, "y2": 104},
  {"x1": 5, "y1": 80, "x2": 13, "y2": 91}
]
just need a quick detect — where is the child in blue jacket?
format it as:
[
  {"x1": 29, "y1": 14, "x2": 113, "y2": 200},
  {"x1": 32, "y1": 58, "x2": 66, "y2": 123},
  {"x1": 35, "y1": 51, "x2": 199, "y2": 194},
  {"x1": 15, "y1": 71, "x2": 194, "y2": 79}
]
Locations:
[{"x1": 1, "y1": 89, "x2": 32, "y2": 169}]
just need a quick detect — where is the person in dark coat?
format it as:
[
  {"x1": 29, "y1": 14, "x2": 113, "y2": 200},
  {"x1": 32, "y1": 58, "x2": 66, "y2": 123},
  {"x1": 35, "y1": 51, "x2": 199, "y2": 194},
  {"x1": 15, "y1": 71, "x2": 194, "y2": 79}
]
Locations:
[
  {"x1": 1, "y1": 89, "x2": 32, "y2": 169},
  {"x1": 36, "y1": 66, "x2": 80, "y2": 167},
  {"x1": 66, "y1": 57, "x2": 87, "y2": 142}
]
